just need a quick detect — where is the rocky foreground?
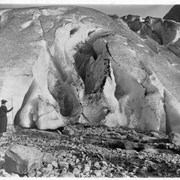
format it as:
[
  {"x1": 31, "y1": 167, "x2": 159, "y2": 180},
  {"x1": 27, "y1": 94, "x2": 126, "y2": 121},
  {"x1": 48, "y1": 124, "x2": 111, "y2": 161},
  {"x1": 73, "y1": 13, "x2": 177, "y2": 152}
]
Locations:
[{"x1": 0, "y1": 125, "x2": 180, "y2": 177}]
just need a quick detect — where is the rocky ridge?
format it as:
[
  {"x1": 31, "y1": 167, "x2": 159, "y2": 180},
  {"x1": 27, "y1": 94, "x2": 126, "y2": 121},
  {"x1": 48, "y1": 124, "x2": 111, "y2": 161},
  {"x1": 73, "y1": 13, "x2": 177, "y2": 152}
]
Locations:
[{"x1": 110, "y1": 10, "x2": 180, "y2": 58}]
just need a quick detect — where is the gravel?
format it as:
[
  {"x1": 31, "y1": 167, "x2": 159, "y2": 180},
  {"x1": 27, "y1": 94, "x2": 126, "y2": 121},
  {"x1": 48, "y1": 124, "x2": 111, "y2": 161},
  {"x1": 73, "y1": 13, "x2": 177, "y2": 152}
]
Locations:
[{"x1": 1, "y1": 125, "x2": 180, "y2": 177}]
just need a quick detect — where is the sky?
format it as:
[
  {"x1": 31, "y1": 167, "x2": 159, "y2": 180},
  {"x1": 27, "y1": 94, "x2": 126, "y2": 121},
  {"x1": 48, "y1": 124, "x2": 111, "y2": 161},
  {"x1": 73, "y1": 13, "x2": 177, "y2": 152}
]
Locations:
[
  {"x1": 84, "y1": 5, "x2": 173, "y2": 18},
  {"x1": 0, "y1": 0, "x2": 175, "y2": 18}
]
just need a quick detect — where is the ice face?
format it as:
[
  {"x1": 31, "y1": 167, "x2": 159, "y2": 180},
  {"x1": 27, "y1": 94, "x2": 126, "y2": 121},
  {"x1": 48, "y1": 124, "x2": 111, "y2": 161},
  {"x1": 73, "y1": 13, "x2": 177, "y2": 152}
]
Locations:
[{"x1": 6, "y1": 6, "x2": 180, "y2": 135}]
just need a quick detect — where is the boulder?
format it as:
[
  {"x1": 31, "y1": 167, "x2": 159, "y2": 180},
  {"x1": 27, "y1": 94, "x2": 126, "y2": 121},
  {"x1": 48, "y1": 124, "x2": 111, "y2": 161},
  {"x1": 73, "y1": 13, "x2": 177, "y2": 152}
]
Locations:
[{"x1": 4, "y1": 145, "x2": 43, "y2": 175}]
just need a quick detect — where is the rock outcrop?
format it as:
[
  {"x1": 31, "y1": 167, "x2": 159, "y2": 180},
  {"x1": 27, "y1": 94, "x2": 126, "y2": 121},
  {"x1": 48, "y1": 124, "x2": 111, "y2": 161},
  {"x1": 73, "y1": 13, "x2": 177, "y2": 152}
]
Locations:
[
  {"x1": 4, "y1": 145, "x2": 43, "y2": 174},
  {"x1": 164, "y1": 5, "x2": 180, "y2": 22},
  {"x1": 120, "y1": 14, "x2": 180, "y2": 58},
  {"x1": 121, "y1": 14, "x2": 144, "y2": 32},
  {"x1": 0, "y1": 6, "x2": 180, "y2": 135}
]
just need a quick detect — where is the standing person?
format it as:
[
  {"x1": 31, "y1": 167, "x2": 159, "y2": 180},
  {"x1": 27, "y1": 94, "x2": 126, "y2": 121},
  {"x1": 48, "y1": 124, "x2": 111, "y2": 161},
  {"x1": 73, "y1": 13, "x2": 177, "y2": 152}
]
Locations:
[{"x1": 0, "y1": 99, "x2": 13, "y2": 137}]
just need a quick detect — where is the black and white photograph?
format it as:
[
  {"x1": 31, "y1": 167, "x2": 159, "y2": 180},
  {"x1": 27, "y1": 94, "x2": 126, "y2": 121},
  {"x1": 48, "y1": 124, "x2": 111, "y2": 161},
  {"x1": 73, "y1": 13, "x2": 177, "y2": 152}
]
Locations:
[{"x1": 0, "y1": 0, "x2": 180, "y2": 177}]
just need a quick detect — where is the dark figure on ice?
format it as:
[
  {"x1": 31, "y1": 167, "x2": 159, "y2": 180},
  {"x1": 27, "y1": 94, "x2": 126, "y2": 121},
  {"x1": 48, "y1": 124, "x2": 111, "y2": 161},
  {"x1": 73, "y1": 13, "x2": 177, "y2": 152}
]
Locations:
[{"x1": 0, "y1": 99, "x2": 13, "y2": 137}]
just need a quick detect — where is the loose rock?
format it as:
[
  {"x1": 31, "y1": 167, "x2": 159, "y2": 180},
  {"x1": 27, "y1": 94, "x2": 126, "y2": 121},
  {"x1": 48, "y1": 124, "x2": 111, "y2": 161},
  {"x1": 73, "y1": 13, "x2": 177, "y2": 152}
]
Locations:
[
  {"x1": 73, "y1": 167, "x2": 80, "y2": 177},
  {"x1": 75, "y1": 158, "x2": 80, "y2": 164},
  {"x1": 36, "y1": 171, "x2": 42, "y2": 177},
  {"x1": 58, "y1": 161, "x2": 69, "y2": 170},
  {"x1": 58, "y1": 150, "x2": 67, "y2": 158},
  {"x1": 93, "y1": 170, "x2": 102, "y2": 177},
  {"x1": 52, "y1": 161, "x2": 58, "y2": 168},
  {"x1": 42, "y1": 153, "x2": 55, "y2": 164},
  {"x1": 83, "y1": 164, "x2": 91, "y2": 173},
  {"x1": 94, "y1": 161, "x2": 101, "y2": 169},
  {"x1": 47, "y1": 164, "x2": 53, "y2": 171},
  {"x1": 63, "y1": 127, "x2": 75, "y2": 136},
  {"x1": 169, "y1": 132, "x2": 180, "y2": 146},
  {"x1": 60, "y1": 171, "x2": 75, "y2": 177}
]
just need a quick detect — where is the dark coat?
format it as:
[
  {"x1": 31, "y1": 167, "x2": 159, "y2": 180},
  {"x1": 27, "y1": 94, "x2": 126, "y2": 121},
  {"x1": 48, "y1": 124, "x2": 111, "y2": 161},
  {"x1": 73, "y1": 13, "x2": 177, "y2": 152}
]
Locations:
[{"x1": 0, "y1": 106, "x2": 13, "y2": 133}]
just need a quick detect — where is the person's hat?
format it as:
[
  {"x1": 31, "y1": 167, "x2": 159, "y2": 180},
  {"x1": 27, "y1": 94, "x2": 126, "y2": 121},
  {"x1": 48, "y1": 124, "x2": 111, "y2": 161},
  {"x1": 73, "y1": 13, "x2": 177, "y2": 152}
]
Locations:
[{"x1": 1, "y1": 99, "x2": 7, "y2": 104}]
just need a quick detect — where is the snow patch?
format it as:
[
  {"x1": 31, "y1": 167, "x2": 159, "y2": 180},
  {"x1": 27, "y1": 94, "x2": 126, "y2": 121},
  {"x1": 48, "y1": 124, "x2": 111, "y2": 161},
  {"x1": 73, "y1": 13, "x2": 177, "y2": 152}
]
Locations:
[
  {"x1": 21, "y1": 20, "x2": 32, "y2": 30},
  {"x1": 20, "y1": 13, "x2": 41, "y2": 31},
  {"x1": 137, "y1": 44, "x2": 145, "y2": 47},
  {"x1": 41, "y1": 8, "x2": 67, "y2": 16}
]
